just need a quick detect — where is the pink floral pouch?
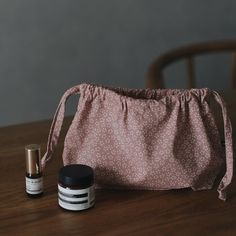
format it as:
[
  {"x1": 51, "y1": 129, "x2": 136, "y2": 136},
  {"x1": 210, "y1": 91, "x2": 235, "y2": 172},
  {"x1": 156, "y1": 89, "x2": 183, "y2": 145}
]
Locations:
[{"x1": 42, "y1": 83, "x2": 233, "y2": 200}]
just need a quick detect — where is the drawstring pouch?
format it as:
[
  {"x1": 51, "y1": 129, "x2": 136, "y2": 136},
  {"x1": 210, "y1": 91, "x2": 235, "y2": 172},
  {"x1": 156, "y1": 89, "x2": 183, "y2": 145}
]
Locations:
[{"x1": 42, "y1": 83, "x2": 233, "y2": 200}]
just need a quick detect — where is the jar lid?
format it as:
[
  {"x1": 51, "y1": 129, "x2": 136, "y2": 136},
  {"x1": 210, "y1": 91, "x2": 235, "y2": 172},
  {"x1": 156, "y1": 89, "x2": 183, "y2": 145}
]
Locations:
[{"x1": 59, "y1": 164, "x2": 94, "y2": 188}]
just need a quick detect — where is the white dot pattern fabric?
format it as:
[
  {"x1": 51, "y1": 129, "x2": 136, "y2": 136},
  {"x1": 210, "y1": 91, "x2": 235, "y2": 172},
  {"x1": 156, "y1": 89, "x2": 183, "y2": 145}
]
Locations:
[{"x1": 42, "y1": 83, "x2": 233, "y2": 201}]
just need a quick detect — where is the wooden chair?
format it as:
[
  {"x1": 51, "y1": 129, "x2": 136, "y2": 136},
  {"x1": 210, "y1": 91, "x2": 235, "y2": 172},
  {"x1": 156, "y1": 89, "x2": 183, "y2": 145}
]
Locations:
[{"x1": 146, "y1": 40, "x2": 236, "y2": 89}]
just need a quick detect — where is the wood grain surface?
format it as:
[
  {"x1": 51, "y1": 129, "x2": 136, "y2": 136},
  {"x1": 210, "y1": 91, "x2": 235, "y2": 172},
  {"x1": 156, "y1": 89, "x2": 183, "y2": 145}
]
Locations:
[{"x1": 0, "y1": 92, "x2": 236, "y2": 236}]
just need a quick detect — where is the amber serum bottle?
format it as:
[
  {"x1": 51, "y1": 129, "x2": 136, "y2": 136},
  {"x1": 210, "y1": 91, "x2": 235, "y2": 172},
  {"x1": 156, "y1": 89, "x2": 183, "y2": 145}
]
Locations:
[{"x1": 25, "y1": 144, "x2": 43, "y2": 198}]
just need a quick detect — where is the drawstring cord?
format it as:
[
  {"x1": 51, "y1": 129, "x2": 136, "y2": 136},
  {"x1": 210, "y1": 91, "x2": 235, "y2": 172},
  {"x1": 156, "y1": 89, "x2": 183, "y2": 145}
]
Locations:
[
  {"x1": 213, "y1": 91, "x2": 234, "y2": 200},
  {"x1": 41, "y1": 85, "x2": 81, "y2": 169}
]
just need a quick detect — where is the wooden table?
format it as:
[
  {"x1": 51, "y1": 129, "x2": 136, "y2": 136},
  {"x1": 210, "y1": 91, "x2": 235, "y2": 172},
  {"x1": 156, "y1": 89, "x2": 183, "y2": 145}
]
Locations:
[{"x1": 0, "y1": 92, "x2": 236, "y2": 236}]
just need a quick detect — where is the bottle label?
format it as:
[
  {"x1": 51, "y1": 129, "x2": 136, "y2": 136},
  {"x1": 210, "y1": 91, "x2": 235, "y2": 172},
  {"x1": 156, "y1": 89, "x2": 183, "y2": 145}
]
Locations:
[{"x1": 25, "y1": 176, "x2": 43, "y2": 194}]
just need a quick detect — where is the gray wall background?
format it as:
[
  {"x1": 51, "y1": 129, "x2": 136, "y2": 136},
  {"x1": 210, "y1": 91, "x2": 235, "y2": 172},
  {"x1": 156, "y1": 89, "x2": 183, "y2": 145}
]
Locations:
[{"x1": 0, "y1": 0, "x2": 236, "y2": 126}]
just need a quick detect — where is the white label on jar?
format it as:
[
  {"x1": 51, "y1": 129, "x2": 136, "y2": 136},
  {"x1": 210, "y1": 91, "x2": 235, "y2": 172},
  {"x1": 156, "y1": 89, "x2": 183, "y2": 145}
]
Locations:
[
  {"x1": 25, "y1": 176, "x2": 43, "y2": 194},
  {"x1": 58, "y1": 184, "x2": 95, "y2": 211},
  {"x1": 89, "y1": 185, "x2": 95, "y2": 202}
]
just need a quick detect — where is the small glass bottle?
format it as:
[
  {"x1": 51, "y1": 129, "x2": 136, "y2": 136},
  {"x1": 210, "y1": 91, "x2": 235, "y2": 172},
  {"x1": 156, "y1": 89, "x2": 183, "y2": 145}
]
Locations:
[
  {"x1": 58, "y1": 164, "x2": 95, "y2": 211},
  {"x1": 25, "y1": 144, "x2": 43, "y2": 198}
]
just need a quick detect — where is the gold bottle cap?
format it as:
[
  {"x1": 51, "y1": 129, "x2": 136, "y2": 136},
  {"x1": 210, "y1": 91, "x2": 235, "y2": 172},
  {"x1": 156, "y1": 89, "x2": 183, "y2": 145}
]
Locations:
[{"x1": 25, "y1": 144, "x2": 41, "y2": 175}]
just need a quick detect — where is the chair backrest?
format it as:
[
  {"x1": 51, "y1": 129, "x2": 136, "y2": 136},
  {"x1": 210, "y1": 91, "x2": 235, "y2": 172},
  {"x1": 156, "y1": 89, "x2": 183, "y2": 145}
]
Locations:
[{"x1": 146, "y1": 40, "x2": 236, "y2": 89}]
